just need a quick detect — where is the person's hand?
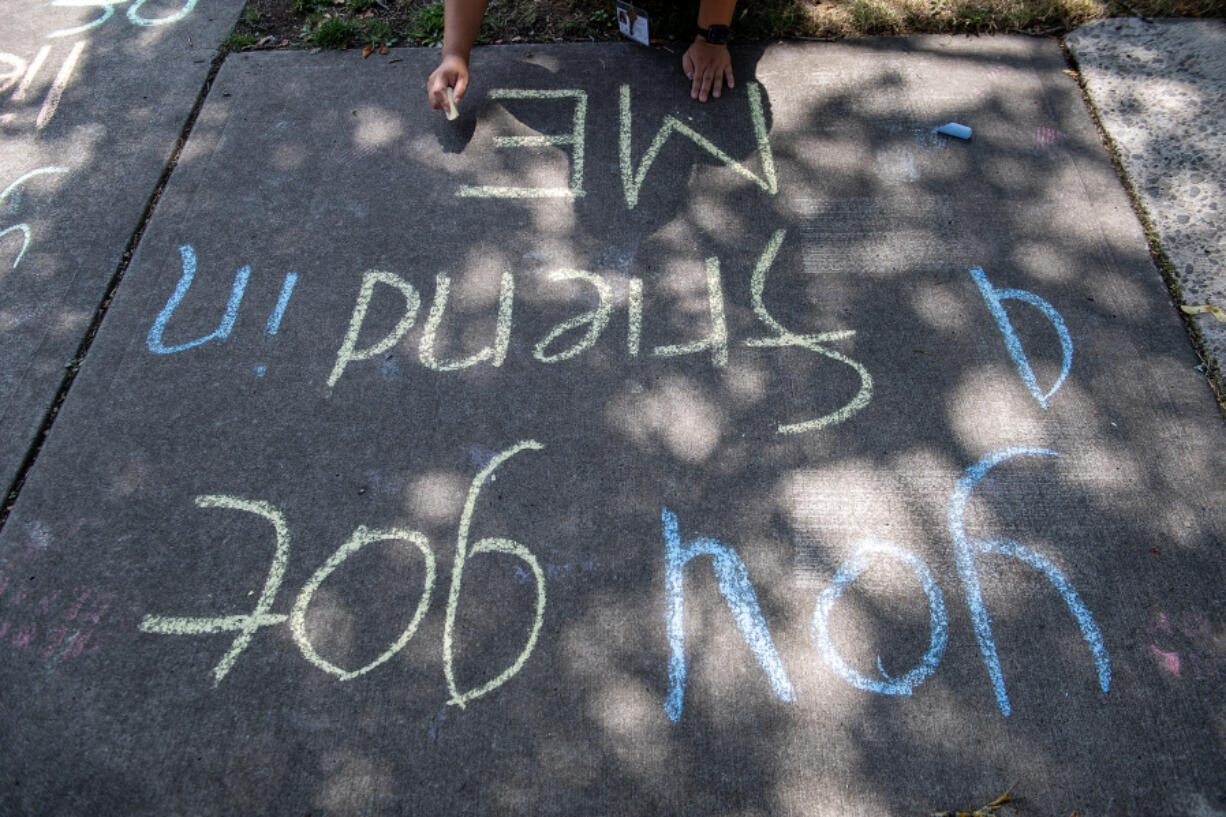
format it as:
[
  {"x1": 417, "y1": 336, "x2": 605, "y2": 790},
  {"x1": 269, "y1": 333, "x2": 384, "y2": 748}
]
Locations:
[
  {"x1": 682, "y1": 39, "x2": 734, "y2": 102},
  {"x1": 428, "y1": 53, "x2": 470, "y2": 111}
]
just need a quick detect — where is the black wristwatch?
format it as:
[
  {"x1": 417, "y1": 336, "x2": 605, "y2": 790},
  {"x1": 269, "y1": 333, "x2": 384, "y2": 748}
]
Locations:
[{"x1": 695, "y1": 24, "x2": 730, "y2": 45}]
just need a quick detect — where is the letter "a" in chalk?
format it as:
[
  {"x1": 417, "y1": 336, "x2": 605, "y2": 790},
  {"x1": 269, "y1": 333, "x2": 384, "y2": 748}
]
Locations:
[{"x1": 970, "y1": 267, "x2": 1073, "y2": 409}]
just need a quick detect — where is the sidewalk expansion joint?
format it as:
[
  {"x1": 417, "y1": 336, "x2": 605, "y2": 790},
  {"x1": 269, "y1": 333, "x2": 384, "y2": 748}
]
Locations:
[
  {"x1": 1059, "y1": 36, "x2": 1226, "y2": 418},
  {"x1": 0, "y1": 46, "x2": 233, "y2": 532}
]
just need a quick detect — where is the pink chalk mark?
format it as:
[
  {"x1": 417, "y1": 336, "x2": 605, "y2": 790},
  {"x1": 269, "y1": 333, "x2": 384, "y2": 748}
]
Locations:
[
  {"x1": 13, "y1": 624, "x2": 36, "y2": 647},
  {"x1": 41, "y1": 625, "x2": 70, "y2": 659},
  {"x1": 64, "y1": 587, "x2": 91, "y2": 621},
  {"x1": 1035, "y1": 127, "x2": 1063, "y2": 147},
  {"x1": 84, "y1": 596, "x2": 111, "y2": 625},
  {"x1": 1150, "y1": 644, "x2": 1181, "y2": 677},
  {"x1": 1182, "y1": 613, "x2": 1211, "y2": 639},
  {"x1": 1191, "y1": 654, "x2": 1220, "y2": 682},
  {"x1": 70, "y1": 628, "x2": 94, "y2": 657},
  {"x1": 38, "y1": 589, "x2": 60, "y2": 614}
]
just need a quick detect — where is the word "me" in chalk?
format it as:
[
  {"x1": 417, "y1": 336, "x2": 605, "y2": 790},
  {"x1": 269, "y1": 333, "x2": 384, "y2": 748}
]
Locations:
[{"x1": 455, "y1": 84, "x2": 774, "y2": 207}]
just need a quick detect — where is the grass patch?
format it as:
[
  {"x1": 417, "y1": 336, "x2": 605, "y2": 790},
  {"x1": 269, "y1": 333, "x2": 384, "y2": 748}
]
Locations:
[
  {"x1": 226, "y1": 0, "x2": 1225, "y2": 53},
  {"x1": 850, "y1": 0, "x2": 905, "y2": 32},
  {"x1": 411, "y1": 0, "x2": 446, "y2": 45},
  {"x1": 223, "y1": 31, "x2": 260, "y2": 49}
]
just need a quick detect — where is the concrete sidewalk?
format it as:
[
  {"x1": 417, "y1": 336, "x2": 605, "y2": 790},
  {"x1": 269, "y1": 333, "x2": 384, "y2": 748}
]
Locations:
[
  {"x1": 1, "y1": 22, "x2": 1225, "y2": 817},
  {"x1": 1068, "y1": 18, "x2": 1226, "y2": 392},
  {"x1": 0, "y1": 0, "x2": 247, "y2": 492}
]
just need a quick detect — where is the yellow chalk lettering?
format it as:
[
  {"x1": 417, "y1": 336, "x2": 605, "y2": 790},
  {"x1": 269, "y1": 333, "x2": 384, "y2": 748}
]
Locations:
[
  {"x1": 328, "y1": 271, "x2": 422, "y2": 389},
  {"x1": 36, "y1": 41, "x2": 85, "y2": 131},
  {"x1": 652, "y1": 257, "x2": 728, "y2": 367},
  {"x1": 533, "y1": 270, "x2": 613, "y2": 363},
  {"x1": 443, "y1": 440, "x2": 546, "y2": 708},
  {"x1": 627, "y1": 277, "x2": 643, "y2": 356},
  {"x1": 290, "y1": 526, "x2": 436, "y2": 681},
  {"x1": 8, "y1": 46, "x2": 48, "y2": 101},
  {"x1": 619, "y1": 82, "x2": 776, "y2": 210},
  {"x1": 744, "y1": 229, "x2": 873, "y2": 433},
  {"x1": 458, "y1": 89, "x2": 587, "y2": 199},
  {"x1": 138, "y1": 495, "x2": 291, "y2": 686},
  {"x1": 420, "y1": 270, "x2": 514, "y2": 371}
]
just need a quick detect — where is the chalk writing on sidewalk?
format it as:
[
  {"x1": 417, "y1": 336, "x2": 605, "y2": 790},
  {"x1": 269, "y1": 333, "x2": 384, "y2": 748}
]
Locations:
[
  {"x1": 453, "y1": 83, "x2": 774, "y2": 205},
  {"x1": 0, "y1": 42, "x2": 85, "y2": 130},
  {"x1": 138, "y1": 441, "x2": 546, "y2": 707},
  {"x1": 146, "y1": 232, "x2": 873, "y2": 435},
  {"x1": 948, "y1": 446, "x2": 1110, "y2": 716},
  {"x1": 45, "y1": 0, "x2": 199, "y2": 38},
  {"x1": 0, "y1": 166, "x2": 70, "y2": 268},
  {"x1": 663, "y1": 507, "x2": 796, "y2": 722},
  {"x1": 663, "y1": 448, "x2": 1109, "y2": 720},
  {"x1": 971, "y1": 267, "x2": 1073, "y2": 409}
]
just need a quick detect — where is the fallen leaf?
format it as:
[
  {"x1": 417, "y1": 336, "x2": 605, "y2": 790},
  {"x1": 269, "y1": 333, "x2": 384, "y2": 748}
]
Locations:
[
  {"x1": 931, "y1": 788, "x2": 1015, "y2": 817},
  {"x1": 379, "y1": 44, "x2": 389, "y2": 55},
  {"x1": 1181, "y1": 304, "x2": 1226, "y2": 322},
  {"x1": 256, "y1": 35, "x2": 274, "y2": 46},
  {"x1": 1063, "y1": 68, "x2": 1078, "y2": 77},
  {"x1": 362, "y1": 44, "x2": 373, "y2": 58}
]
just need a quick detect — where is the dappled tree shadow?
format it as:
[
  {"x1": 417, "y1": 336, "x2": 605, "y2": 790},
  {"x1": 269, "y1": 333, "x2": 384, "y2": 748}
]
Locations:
[{"x1": 2, "y1": 30, "x2": 1226, "y2": 817}]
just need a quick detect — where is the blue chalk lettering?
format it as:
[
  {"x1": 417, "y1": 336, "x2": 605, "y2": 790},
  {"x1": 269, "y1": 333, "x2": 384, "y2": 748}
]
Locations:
[
  {"x1": 812, "y1": 541, "x2": 947, "y2": 696},
  {"x1": 970, "y1": 267, "x2": 1073, "y2": 409},
  {"x1": 127, "y1": 0, "x2": 199, "y2": 26},
  {"x1": 0, "y1": 224, "x2": 32, "y2": 269},
  {"x1": 265, "y1": 272, "x2": 298, "y2": 335},
  {"x1": 947, "y1": 447, "x2": 1111, "y2": 716},
  {"x1": 147, "y1": 245, "x2": 250, "y2": 355},
  {"x1": 662, "y1": 508, "x2": 796, "y2": 722}
]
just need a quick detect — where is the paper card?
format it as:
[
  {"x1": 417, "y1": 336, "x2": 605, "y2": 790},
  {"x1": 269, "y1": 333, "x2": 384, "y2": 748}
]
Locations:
[{"x1": 616, "y1": 1, "x2": 650, "y2": 46}]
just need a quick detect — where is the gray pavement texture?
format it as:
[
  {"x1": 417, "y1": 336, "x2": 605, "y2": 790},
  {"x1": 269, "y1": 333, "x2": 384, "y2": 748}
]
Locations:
[
  {"x1": 1067, "y1": 18, "x2": 1226, "y2": 388},
  {"x1": 0, "y1": 0, "x2": 247, "y2": 489},
  {"x1": 1, "y1": 25, "x2": 1225, "y2": 817}
]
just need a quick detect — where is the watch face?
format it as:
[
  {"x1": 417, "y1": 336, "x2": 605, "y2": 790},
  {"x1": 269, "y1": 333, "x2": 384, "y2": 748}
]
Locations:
[{"x1": 704, "y1": 24, "x2": 729, "y2": 44}]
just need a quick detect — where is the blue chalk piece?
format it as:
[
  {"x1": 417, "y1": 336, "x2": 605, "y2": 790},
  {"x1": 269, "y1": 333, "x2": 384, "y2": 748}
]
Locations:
[
  {"x1": 254, "y1": 365, "x2": 266, "y2": 377},
  {"x1": 935, "y1": 122, "x2": 972, "y2": 140}
]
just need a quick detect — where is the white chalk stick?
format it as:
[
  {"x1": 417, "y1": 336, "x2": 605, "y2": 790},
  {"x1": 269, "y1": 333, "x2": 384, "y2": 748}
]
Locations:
[{"x1": 445, "y1": 87, "x2": 459, "y2": 120}]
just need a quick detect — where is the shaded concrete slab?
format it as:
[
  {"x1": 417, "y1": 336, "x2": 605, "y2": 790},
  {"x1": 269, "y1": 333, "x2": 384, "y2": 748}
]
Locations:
[
  {"x1": 1067, "y1": 18, "x2": 1226, "y2": 388},
  {"x1": 0, "y1": 0, "x2": 246, "y2": 490},
  {"x1": 3, "y1": 40, "x2": 1226, "y2": 816}
]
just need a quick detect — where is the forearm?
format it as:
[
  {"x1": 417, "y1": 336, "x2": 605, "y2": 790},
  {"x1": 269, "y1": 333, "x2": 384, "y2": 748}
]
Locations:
[
  {"x1": 442, "y1": 0, "x2": 491, "y2": 62},
  {"x1": 696, "y1": 0, "x2": 736, "y2": 29}
]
